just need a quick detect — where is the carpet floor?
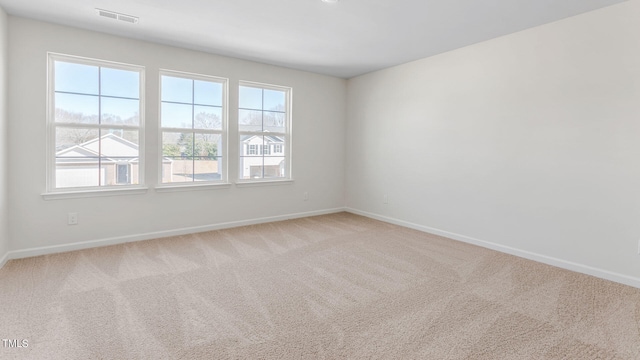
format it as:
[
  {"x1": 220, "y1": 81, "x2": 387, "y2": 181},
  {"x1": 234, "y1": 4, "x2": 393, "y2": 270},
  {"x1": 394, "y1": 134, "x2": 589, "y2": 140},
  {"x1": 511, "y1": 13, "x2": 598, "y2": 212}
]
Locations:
[{"x1": 1, "y1": 212, "x2": 639, "y2": 359}]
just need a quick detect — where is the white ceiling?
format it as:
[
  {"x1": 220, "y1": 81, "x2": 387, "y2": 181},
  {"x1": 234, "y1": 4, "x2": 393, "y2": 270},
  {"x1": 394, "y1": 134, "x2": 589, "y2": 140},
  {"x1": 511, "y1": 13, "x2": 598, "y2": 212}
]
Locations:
[{"x1": 0, "y1": 0, "x2": 627, "y2": 78}]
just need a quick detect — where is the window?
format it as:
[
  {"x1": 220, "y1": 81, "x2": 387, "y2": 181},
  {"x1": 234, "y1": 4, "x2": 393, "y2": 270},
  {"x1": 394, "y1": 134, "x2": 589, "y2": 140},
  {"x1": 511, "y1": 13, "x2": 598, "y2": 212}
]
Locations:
[
  {"x1": 248, "y1": 144, "x2": 258, "y2": 155},
  {"x1": 160, "y1": 71, "x2": 227, "y2": 184},
  {"x1": 238, "y1": 82, "x2": 291, "y2": 180},
  {"x1": 48, "y1": 54, "x2": 144, "y2": 191}
]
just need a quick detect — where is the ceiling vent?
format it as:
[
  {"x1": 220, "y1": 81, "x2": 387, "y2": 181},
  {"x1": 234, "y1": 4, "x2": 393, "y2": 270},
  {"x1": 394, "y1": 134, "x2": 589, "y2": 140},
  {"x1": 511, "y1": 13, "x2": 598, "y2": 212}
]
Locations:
[{"x1": 96, "y1": 9, "x2": 139, "y2": 24}]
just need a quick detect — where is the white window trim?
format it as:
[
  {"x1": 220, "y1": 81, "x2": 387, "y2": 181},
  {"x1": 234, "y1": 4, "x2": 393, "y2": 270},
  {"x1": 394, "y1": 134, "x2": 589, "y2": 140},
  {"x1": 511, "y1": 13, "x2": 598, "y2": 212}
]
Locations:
[
  {"x1": 43, "y1": 53, "x2": 146, "y2": 199},
  {"x1": 42, "y1": 187, "x2": 149, "y2": 201},
  {"x1": 158, "y1": 69, "x2": 229, "y2": 186},
  {"x1": 154, "y1": 182, "x2": 232, "y2": 193},
  {"x1": 238, "y1": 80, "x2": 292, "y2": 182},
  {"x1": 235, "y1": 179, "x2": 294, "y2": 187}
]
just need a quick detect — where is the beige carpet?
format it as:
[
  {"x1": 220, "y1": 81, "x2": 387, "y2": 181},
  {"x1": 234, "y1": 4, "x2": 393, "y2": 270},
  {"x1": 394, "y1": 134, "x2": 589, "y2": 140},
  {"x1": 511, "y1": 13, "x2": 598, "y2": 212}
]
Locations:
[{"x1": 1, "y1": 212, "x2": 640, "y2": 359}]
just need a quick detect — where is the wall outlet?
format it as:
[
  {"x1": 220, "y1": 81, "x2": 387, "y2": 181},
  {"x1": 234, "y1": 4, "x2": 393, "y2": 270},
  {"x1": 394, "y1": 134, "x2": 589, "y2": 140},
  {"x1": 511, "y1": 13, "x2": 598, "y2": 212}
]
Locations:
[
  {"x1": 383, "y1": 194, "x2": 388, "y2": 204},
  {"x1": 303, "y1": 192, "x2": 309, "y2": 201},
  {"x1": 638, "y1": 239, "x2": 640, "y2": 255},
  {"x1": 68, "y1": 212, "x2": 78, "y2": 226}
]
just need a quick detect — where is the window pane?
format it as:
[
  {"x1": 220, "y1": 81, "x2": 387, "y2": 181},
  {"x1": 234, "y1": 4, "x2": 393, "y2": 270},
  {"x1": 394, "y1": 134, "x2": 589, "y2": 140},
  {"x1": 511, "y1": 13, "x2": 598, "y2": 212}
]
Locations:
[
  {"x1": 56, "y1": 161, "x2": 101, "y2": 188},
  {"x1": 161, "y1": 76, "x2": 192, "y2": 103},
  {"x1": 239, "y1": 109, "x2": 262, "y2": 132},
  {"x1": 239, "y1": 86, "x2": 262, "y2": 110},
  {"x1": 99, "y1": 129, "x2": 140, "y2": 186},
  {"x1": 100, "y1": 68, "x2": 140, "y2": 98},
  {"x1": 263, "y1": 156, "x2": 286, "y2": 178},
  {"x1": 239, "y1": 156, "x2": 264, "y2": 180},
  {"x1": 161, "y1": 102, "x2": 193, "y2": 128},
  {"x1": 55, "y1": 61, "x2": 98, "y2": 95},
  {"x1": 194, "y1": 106, "x2": 222, "y2": 130},
  {"x1": 264, "y1": 136, "x2": 285, "y2": 156},
  {"x1": 239, "y1": 135, "x2": 264, "y2": 179},
  {"x1": 99, "y1": 129, "x2": 139, "y2": 159},
  {"x1": 51, "y1": 56, "x2": 144, "y2": 190},
  {"x1": 194, "y1": 80, "x2": 222, "y2": 106},
  {"x1": 102, "y1": 97, "x2": 140, "y2": 125},
  {"x1": 55, "y1": 93, "x2": 99, "y2": 124},
  {"x1": 55, "y1": 127, "x2": 99, "y2": 154},
  {"x1": 162, "y1": 131, "x2": 194, "y2": 182},
  {"x1": 160, "y1": 73, "x2": 226, "y2": 184},
  {"x1": 240, "y1": 135, "x2": 264, "y2": 155},
  {"x1": 263, "y1": 89, "x2": 285, "y2": 111},
  {"x1": 55, "y1": 127, "x2": 101, "y2": 188},
  {"x1": 194, "y1": 133, "x2": 222, "y2": 182},
  {"x1": 55, "y1": 128, "x2": 140, "y2": 187},
  {"x1": 263, "y1": 111, "x2": 286, "y2": 133},
  {"x1": 238, "y1": 83, "x2": 290, "y2": 182}
]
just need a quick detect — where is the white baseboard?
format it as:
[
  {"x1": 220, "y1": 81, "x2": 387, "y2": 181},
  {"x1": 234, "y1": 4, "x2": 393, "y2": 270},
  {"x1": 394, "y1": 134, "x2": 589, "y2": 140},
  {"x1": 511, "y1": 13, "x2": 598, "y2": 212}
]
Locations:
[
  {"x1": 346, "y1": 207, "x2": 640, "y2": 289},
  {"x1": 2, "y1": 207, "x2": 346, "y2": 265},
  {"x1": 6, "y1": 206, "x2": 638, "y2": 289},
  {"x1": 0, "y1": 250, "x2": 9, "y2": 269}
]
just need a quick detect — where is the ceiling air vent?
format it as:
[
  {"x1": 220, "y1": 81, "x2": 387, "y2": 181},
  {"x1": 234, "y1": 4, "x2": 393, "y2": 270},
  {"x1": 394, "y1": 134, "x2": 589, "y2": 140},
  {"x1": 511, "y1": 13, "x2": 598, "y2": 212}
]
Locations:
[{"x1": 96, "y1": 9, "x2": 139, "y2": 24}]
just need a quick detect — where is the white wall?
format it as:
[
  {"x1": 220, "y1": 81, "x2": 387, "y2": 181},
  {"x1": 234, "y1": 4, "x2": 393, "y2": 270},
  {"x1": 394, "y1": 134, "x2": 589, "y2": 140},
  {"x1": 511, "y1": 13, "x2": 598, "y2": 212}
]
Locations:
[
  {"x1": 0, "y1": 7, "x2": 8, "y2": 265},
  {"x1": 7, "y1": 17, "x2": 346, "y2": 254},
  {"x1": 346, "y1": 0, "x2": 640, "y2": 285}
]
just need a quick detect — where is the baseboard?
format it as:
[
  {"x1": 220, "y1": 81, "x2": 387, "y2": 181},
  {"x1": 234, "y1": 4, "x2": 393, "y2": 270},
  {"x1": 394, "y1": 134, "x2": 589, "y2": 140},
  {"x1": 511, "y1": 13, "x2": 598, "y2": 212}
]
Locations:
[
  {"x1": 346, "y1": 207, "x2": 640, "y2": 289},
  {"x1": 0, "y1": 250, "x2": 9, "y2": 269},
  {"x1": 2, "y1": 207, "x2": 347, "y2": 265},
  {"x1": 8, "y1": 206, "x2": 638, "y2": 289}
]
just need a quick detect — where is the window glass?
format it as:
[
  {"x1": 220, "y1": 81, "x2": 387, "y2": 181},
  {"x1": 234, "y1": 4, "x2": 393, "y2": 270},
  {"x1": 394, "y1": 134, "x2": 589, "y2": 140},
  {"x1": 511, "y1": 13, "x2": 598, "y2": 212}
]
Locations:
[
  {"x1": 49, "y1": 55, "x2": 144, "y2": 191},
  {"x1": 238, "y1": 83, "x2": 290, "y2": 180},
  {"x1": 160, "y1": 72, "x2": 226, "y2": 184}
]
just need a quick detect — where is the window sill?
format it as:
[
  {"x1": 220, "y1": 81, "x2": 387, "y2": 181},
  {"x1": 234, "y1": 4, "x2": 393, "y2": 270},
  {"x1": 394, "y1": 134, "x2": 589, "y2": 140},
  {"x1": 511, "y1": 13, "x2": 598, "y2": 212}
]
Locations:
[
  {"x1": 235, "y1": 179, "x2": 294, "y2": 187},
  {"x1": 42, "y1": 186, "x2": 149, "y2": 200},
  {"x1": 155, "y1": 182, "x2": 232, "y2": 193}
]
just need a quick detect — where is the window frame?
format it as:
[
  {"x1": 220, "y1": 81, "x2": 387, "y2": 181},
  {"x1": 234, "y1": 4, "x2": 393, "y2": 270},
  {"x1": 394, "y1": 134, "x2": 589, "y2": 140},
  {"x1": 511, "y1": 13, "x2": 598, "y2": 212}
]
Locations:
[
  {"x1": 45, "y1": 53, "x2": 146, "y2": 197},
  {"x1": 237, "y1": 81, "x2": 292, "y2": 183},
  {"x1": 157, "y1": 69, "x2": 229, "y2": 188}
]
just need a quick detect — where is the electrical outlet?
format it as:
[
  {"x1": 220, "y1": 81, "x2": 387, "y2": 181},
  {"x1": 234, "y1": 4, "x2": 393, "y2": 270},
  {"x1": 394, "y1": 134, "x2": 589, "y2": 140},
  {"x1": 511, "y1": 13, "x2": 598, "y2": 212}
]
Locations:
[
  {"x1": 303, "y1": 192, "x2": 309, "y2": 201},
  {"x1": 68, "y1": 213, "x2": 78, "y2": 226},
  {"x1": 383, "y1": 195, "x2": 388, "y2": 204},
  {"x1": 638, "y1": 239, "x2": 640, "y2": 255}
]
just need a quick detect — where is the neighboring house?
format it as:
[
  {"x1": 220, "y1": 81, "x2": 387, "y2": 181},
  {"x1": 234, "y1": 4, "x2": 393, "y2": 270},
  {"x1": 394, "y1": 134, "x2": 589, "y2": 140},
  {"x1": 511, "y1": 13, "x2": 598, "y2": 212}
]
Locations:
[
  {"x1": 56, "y1": 133, "x2": 284, "y2": 186},
  {"x1": 240, "y1": 134, "x2": 285, "y2": 179},
  {"x1": 56, "y1": 133, "x2": 172, "y2": 188}
]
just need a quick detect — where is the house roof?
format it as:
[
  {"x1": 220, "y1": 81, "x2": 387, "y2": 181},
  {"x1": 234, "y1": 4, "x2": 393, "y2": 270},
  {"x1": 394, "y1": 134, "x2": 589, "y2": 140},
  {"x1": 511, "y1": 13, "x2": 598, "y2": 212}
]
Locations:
[
  {"x1": 241, "y1": 134, "x2": 284, "y2": 144},
  {"x1": 56, "y1": 133, "x2": 140, "y2": 163}
]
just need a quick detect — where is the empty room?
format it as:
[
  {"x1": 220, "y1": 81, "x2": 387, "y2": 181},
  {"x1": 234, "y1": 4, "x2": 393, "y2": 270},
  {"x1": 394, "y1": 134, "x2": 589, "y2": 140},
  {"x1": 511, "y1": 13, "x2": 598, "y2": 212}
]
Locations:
[{"x1": 1, "y1": 0, "x2": 639, "y2": 358}]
